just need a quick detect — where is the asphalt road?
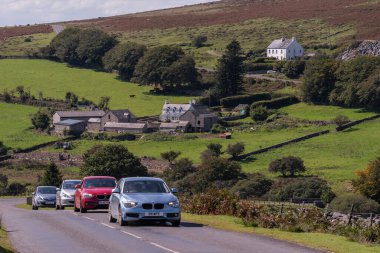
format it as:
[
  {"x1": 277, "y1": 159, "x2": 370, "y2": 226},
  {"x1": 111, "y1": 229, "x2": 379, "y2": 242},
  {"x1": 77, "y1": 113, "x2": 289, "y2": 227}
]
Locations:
[{"x1": 0, "y1": 198, "x2": 325, "y2": 253}]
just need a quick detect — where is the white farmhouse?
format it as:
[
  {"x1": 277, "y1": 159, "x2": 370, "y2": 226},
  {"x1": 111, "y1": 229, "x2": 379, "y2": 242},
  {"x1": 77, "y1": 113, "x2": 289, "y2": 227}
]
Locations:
[{"x1": 267, "y1": 37, "x2": 304, "y2": 60}]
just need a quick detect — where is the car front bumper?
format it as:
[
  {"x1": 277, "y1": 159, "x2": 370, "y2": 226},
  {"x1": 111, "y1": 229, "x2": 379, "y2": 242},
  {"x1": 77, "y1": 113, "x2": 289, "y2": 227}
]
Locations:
[
  {"x1": 82, "y1": 199, "x2": 110, "y2": 209},
  {"x1": 35, "y1": 200, "x2": 56, "y2": 207},
  {"x1": 121, "y1": 206, "x2": 181, "y2": 222},
  {"x1": 60, "y1": 197, "x2": 75, "y2": 206}
]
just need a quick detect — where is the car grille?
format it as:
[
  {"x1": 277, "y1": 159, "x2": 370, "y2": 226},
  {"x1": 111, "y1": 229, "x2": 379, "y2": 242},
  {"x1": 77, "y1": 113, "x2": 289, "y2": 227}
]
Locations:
[
  {"x1": 97, "y1": 194, "x2": 110, "y2": 200},
  {"x1": 142, "y1": 203, "x2": 164, "y2": 210},
  {"x1": 142, "y1": 203, "x2": 153, "y2": 210}
]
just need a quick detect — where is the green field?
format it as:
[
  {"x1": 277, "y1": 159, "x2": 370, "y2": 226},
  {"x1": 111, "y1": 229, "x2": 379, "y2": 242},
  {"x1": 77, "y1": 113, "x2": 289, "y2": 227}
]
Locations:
[
  {"x1": 0, "y1": 59, "x2": 195, "y2": 116},
  {"x1": 0, "y1": 33, "x2": 55, "y2": 56},
  {"x1": 0, "y1": 102, "x2": 57, "y2": 149},
  {"x1": 122, "y1": 18, "x2": 355, "y2": 67},
  {"x1": 280, "y1": 103, "x2": 378, "y2": 121}
]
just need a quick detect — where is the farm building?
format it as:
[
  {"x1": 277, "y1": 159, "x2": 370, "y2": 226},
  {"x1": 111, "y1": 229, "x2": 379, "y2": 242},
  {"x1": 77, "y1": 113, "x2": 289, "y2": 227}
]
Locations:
[
  {"x1": 53, "y1": 110, "x2": 105, "y2": 124},
  {"x1": 267, "y1": 37, "x2": 304, "y2": 60},
  {"x1": 103, "y1": 110, "x2": 137, "y2": 124},
  {"x1": 55, "y1": 119, "x2": 86, "y2": 135},
  {"x1": 159, "y1": 121, "x2": 190, "y2": 133},
  {"x1": 86, "y1": 118, "x2": 102, "y2": 132},
  {"x1": 103, "y1": 122, "x2": 148, "y2": 133},
  {"x1": 160, "y1": 100, "x2": 195, "y2": 122}
]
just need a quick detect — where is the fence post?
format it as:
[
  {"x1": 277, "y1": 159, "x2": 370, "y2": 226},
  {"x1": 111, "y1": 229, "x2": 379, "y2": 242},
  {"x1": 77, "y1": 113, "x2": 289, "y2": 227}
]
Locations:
[
  {"x1": 279, "y1": 204, "x2": 284, "y2": 217},
  {"x1": 324, "y1": 204, "x2": 329, "y2": 218},
  {"x1": 369, "y1": 212, "x2": 373, "y2": 227},
  {"x1": 348, "y1": 204, "x2": 354, "y2": 225}
]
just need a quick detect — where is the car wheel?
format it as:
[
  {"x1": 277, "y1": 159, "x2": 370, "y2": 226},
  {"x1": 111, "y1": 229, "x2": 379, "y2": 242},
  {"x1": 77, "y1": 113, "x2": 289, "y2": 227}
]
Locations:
[
  {"x1": 172, "y1": 220, "x2": 181, "y2": 227},
  {"x1": 80, "y1": 199, "x2": 87, "y2": 213},
  {"x1": 56, "y1": 202, "x2": 60, "y2": 210},
  {"x1": 118, "y1": 207, "x2": 127, "y2": 226},
  {"x1": 109, "y1": 206, "x2": 117, "y2": 223},
  {"x1": 61, "y1": 206, "x2": 65, "y2": 210},
  {"x1": 74, "y1": 198, "x2": 79, "y2": 212},
  {"x1": 32, "y1": 203, "x2": 36, "y2": 210}
]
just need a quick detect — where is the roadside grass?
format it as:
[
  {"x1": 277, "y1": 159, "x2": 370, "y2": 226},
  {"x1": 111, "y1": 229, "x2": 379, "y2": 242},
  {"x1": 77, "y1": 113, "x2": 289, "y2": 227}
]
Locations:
[
  {"x1": 0, "y1": 32, "x2": 55, "y2": 56},
  {"x1": 241, "y1": 119, "x2": 380, "y2": 191},
  {"x1": 44, "y1": 125, "x2": 327, "y2": 163},
  {"x1": 0, "y1": 59, "x2": 196, "y2": 116},
  {"x1": 0, "y1": 102, "x2": 58, "y2": 149},
  {"x1": 122, "y1": 18, "x2": 355, "y2": 68},
  {"x1": 0, "y1": 228, "x2": 14, "y2": 253},
  {"x1": 280, "y1": 103, "x2": 378, "y2": 121},
  {"x1": 182, "y1": 213, "x2": 380, "y2": 253},
  {"x1": 16, "y1": 203, "x2": 73, "y2": 211}
]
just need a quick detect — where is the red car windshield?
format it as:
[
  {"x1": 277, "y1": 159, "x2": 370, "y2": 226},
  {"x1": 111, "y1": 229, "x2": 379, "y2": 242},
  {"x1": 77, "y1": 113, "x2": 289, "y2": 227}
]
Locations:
[{"x1": 84, "y1": 178, "x2": 116, "y2": 188}]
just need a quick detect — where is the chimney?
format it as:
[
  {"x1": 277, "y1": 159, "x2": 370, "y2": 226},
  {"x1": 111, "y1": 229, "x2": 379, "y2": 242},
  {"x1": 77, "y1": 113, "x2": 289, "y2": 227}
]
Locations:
[
  {"x1": 281, "y1": 37, "x2": 285, "y2": 42},
  {"x1": 165, "y1": 100, "x2": 168, "y2": 104},
  {"x1": 292, "y1": 37, "x2": 296, "y2": 41}
]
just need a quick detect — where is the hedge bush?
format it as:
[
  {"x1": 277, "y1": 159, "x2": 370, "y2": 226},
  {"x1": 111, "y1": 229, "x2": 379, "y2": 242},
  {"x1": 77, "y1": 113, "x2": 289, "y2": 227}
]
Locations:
[
  {"x1": 330, "y1": 193, "x2": 380, "y2": 213},
  {"x1": 251, "y1": 96, "x2": 299, "y2": 110},
  {"x1": 220, "y1": 93, "x2": 271, "y2": 108}
]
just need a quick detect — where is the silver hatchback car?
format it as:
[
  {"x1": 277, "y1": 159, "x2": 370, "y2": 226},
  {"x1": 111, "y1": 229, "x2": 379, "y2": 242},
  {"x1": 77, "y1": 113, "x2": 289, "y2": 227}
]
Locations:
[
  {"x1": 56, "y1": 179, "x2": 81, "y2": 210},
  {"x1": 108, "y1": 177, "x2": 181, "y2": 226},
  {"x1": 32, "y1": 186, "x2": 57, "y2": 210}
]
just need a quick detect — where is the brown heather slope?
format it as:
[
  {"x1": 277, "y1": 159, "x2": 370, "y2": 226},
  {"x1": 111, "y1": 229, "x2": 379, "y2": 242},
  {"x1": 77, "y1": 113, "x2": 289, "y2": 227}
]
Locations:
[
  {"x1": 67, "y1": 0, "x2": 380, "y2": 40},
  {"x1": 0, "y1": 0, "x2": 379, "y2": 40},
  {"x1": 0, "y1": 24, "x2": 52, "y2": 40}
]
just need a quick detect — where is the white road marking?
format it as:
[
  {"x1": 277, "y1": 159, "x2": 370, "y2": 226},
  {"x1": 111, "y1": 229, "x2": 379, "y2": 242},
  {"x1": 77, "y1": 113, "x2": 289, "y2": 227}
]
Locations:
[
  {"x1": 101, "y1": 223, "x2": 115, "y2": 229},
  {"x1": 122, "y1": 230, "x2": 142, "y2": 239},
  {"x1": 73, "y1": 213, "x2": 78, "y2": 216},
  {"x1": 150, "y1": 242, "x2": 180, "y2": 253},
  {"x1": 84, "y1": 216, "x2": 95, "y2": 221}
]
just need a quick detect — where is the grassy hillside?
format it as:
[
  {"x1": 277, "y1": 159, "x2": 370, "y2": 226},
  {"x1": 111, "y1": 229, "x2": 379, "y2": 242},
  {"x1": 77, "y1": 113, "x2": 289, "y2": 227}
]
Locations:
[
  {"x1": 0, "y1": 59, "x2": 195, "y2": 116},
  {"x1": 0, "y1": 102, "x2": 57, "y2": 149},
  {"x1": 0, "y1": 32, "x2": 55, "y2": 56}
]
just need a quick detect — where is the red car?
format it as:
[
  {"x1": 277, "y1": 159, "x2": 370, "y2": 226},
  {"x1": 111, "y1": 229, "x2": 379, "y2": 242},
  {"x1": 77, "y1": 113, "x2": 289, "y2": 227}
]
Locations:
[{"x1": 74, "y1": 176, "x2": 116, "y2": 213}]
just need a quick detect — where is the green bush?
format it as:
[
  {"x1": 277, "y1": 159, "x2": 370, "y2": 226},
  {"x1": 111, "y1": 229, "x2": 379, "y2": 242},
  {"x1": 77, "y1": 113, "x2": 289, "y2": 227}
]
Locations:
[
  {"x1": 0, "y1": 141, "x2": 7, "y2": 156},
  {"x1": 220, "y1": 93, "x2": 271, "y2": 108},
  {"x1": 250, "y1": 105, "x2": 270, "y2": 121},
  {"x1": 330, "y1": 193, "x2": 380, "y2": 213},
  {"x1": 268, "y1": 156, "x2": 306, "y2": 177},
  {"x1": 226, "y1": 142, "x2": 245, "y2": 160},
  {"x1": 163, "y1": 158, "x2": 196, "y2": 182},
  {"x1": 211, "y1": 123, "x2": 226, "y2": 133},
  {"x1": 251, "y1": 96, "x2": 299, "y2": 110},
  {"x1": 231, "y1": 173, "x2": 273, "y2": 199},
  {"x1": 41, "y1": 162, "x2": 62, "y2": 187}
]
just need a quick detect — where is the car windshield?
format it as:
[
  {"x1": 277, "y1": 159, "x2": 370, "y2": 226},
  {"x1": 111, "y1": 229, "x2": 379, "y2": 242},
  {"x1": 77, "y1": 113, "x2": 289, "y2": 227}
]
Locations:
[
  {"x1": 63, "y1": 181, "x2": 81, "y2": 189},
  {"x1": 37, "y1": 187, "x2": 56, "y2": 194},
  {"x1": 123, "y1": 180, "x2": 170, "y2": 194},
  {"x1": 84, "y1": 178, "x2": 116, "y2": 188}
]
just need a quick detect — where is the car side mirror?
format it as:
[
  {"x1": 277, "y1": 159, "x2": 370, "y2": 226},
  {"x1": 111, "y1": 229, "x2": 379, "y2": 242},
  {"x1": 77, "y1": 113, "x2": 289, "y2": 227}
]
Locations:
[
  {"x1": 56, "y1": 188, "x2": 60, "y2": 192},
  {"x1": 112, "y1": 188, "x2": 120, "y2": 194},
  {"x1": 32, "y1": 192, "x2": 35, "y2": 195},
  {"x1": 75, "y1": 184, "x2": 81, "y2": 189},
  {"x1": 171, "y1": 188, "x2": 178, "y2": 194}
]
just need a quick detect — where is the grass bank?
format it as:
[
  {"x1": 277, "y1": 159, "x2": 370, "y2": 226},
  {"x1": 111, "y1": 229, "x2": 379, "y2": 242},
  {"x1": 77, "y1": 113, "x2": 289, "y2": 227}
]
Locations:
[
  {"x1": 182, "y1": 213, "x2": 380, "y2": 253},
  {"x1": 0, "y1": 227, "x2": 14, "y2": 253}
]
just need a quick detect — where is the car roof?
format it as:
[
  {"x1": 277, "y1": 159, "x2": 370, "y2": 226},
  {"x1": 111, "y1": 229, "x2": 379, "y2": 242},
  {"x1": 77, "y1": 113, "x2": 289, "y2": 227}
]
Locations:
[
  {"x1": 63, "y1": 179, "x2": 81, "y2": 182},
  {"x1": 83, "y1": 176, "x2": 116, "y2": 180},
  {"x1": 37, "y1": 186, "x2": 57, "y2": 188},
  {"x1": 122, "y1": 177, "x2": 164, "y2": 182}
]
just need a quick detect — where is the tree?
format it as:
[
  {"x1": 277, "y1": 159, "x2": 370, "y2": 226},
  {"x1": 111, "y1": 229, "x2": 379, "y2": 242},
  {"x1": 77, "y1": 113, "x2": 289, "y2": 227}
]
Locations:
[
  {"x1": 31, "y1": 110, "x2": 50, "y2": 130},
  {"x1": 301, "y1": 59, "x2": 337, "y2": 104},
  {"x1": 81, "y1": 144, "x2": 147, "y2": 179},
  {"x1": 231, "y1": 173, "x2": 272, "y2": 199},
  {"x1": 333, "y1": 115, "x2": 350, "y2": 128},
  {"x1": 98, "y1": 96, "x2": 110, "y2": 110},
  {"x1": 0, "y1": 141, "x2": 7, "y2": 156},
  {"x1": 163, "y1": 158, "x2": 196, "y2": 182},
  {"x1": 281, "y1": 60, "x2": 305, "y2": 78},
  {"x1": 161, "y1": 151, "x2": 181, "y2": 163},
  {"x1": 250, "y1": 105, "x2": 270, "y2": 121},
  {"x1": 41, "y1": 162, "x2": 63, "y2": 187},
  {"x1": 103, "y1": 42, "x2": 146, "y2": 80},
  {"x1": 161, "y1": 56, "x2": 199, "y2": 91},
  {"x1": 192, "y1": 35, "x2": 208, "y2": 48},
  {"x1": 65, "y1": 91, "x2": 78, "y2": 106},
  {"x1": 268, "y1": 156, "x2": 306, "y2": 177},
  {"x1": 353, "y1": 157, "x2": 380, "y2": 203},
  {"x1": 226, "y1": 142, "x2": 245, "y2": 160},
  {"x1": 201, "y1": 143, "x2": 223, "y2": 160},
  {"x1": 330, "y1": 193, "x2": 380, "y2": 213},
  {"x1": 357, "y1": 69, "x2": 380, "y2": 110},
  {"x1": 214, "y1": 40, "x2": 245, "y2": 97}
]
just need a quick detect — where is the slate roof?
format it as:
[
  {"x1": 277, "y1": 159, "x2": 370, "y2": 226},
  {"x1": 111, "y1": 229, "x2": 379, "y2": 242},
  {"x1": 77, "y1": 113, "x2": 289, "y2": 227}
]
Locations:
[
  {"x1": 267, "y1": 38, "x2": 293, "y2": 49},
  {"x1": 88, "y1": 118, "x2": 101, "y2": 123},
  {"x1": 110, "y1": 110, "x2": 136, "y2": 120},
  {"x1": 160, "y1": 121, "x2": 190, "y2": 128},
  {"x1": 55, "y1": 110, "x2": 106, "y2": 118},
  {"x1": 104, "y1": 122, "x2": 146, "y2": 129},
  {"x1": 55, "y1": 119, "x2": 85, "y2": 126}
]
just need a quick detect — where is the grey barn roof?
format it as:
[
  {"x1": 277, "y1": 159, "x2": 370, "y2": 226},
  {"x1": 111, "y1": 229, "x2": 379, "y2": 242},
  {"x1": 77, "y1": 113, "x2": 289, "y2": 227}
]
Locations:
[
  {"x1": 267, "y1": 38, "x2": 293, "y2": 49},
  {"x1": 109, "y1": 110, "x2": 136, "y2": 120},
  {"x1": 160, "y1": 121, "x2": 189, "y2": 128},
  {"x1": 55, "y1": 119, "x2": 84, "y2": 126},
  {"x1": 56, "y1": 110, "x2": 106, "y2": 118},
  {"x1": 104, "y1": 122, "x2": 146, "y2": 129}
]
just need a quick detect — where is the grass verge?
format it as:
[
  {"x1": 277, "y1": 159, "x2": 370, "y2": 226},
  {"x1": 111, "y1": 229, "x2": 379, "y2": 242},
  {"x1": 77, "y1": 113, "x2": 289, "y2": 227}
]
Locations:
[
  {"x1": 0, "y1": 227, "x2": 14, "y2": 253},
  {"x1": 16, "y1": 203, "x2": 73, "y2": 211},
  {"x1": 182, "y1": 213, "x2": 380, "y2": 253}
]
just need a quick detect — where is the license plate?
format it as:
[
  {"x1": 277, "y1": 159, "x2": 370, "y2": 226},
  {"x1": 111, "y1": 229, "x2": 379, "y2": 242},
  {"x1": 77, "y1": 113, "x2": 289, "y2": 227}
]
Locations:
[
  {"x1": 45, "y1": 201, "x2": 55, "y2": 205},
  {"x1": 145, "y1": 212, "x2": 163, "y2": 217},
  {"x1": 98, "y1": 201, "x2": 109, "y2": 205}
]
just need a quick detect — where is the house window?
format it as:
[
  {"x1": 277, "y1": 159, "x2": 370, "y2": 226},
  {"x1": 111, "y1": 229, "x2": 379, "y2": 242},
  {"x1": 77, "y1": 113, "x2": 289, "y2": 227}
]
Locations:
[
  {"x1": 108, "y1": 115, "x2": 111, "y2": 120},
  {"x1": 300, "y1": 50, "x2": 302, "y2": 53},
  {"x1": 197, "y1": 120, "x2": 201, "y2": 125}
]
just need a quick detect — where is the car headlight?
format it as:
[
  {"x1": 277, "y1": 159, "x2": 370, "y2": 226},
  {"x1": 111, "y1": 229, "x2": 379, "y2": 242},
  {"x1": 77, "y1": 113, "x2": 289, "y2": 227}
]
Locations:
[
  {"x1": 62, "y1": 193, "x2": 71, "y2": 198},
  {"x1": 123, "y1": 201, "x2": 138, "y2": 208},
  {"x1": 168, "y1": 200, "x2": 180, "y2": 208},
  {"x1": 83, "y1": 193, "x2": 94, "y2": 199},
  {"x1": 37, "y1": 195, "x2": 44, "y2": 201}
]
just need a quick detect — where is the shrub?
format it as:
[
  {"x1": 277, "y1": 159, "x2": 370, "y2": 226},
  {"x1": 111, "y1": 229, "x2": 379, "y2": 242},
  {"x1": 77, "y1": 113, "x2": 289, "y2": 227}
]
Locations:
[
  {"x1": 251, "y1": 96, "x2": 299, "y2": 110},
  {"x1": 268, "y1": 156, "x2": 306, "y2": 177},
  {"x1": 211, "y1": 123, "x2": 226, "y2": 133},
  {"x1": 354, "y1": 157, "x2": 380, "y2": 203},
  {"x1": 330, "y1": 193, "x2": 380, "y2": 213},
  {"x1": 281, "y1": 60, "x2": 305, "y2": 78},
  {"x1": 250, "y1": 105, "x2": 270, "y2": 121},
  {"x1": 0, "y1": 141, "x2": 7, "y2": 156},
  {"x1": 333, "y1": 115, "x2": 350, "y2": 127},
  {"x1": 31, "y1": 109, "x2": 50, "y2": 130},
  {"x1": 161, "y1": 151, "x2": 181, "y2": 163},
  {"x1": 200, "y1": 143, "x2": 223, "y2": 160},
  {"x1": 0, "y1": 173, "x2": 8, "y2": 194},
  {"x1": 231, "y1": 173, "x2": 273, "y2": 199},
  {"x1": 81, "y1": 144, "x2": 147, "y2": 179},
  {"x1": 226, "y1": 142, "x2": 245, "y2": 160},
  {"x1": 41, "y1": 162, "x2": 62, "y2": 187},
  {"x1": 6, "y1": 182, "x2": 26, "y2": 195},
  {"x1": 191, "y1": 35, "x2": 208, "y2": 48},
  {"x1": 220, "y1": 93, "x2": 271, "y2": 108},
  {"x1": 163, "y1": 158, "x2": 196, "y2": 182}
]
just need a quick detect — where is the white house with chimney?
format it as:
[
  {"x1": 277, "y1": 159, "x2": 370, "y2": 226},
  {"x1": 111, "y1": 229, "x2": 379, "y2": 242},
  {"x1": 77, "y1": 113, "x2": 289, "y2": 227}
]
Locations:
[{"x1": 267, "y1": 37, "x2": 304, "y2": 60}]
